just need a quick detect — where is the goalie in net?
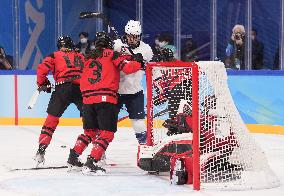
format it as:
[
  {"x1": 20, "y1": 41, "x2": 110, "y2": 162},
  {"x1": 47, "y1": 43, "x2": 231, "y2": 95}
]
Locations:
[{"x1": 137, "y1": 49, "x2": 279, "y2": 190}]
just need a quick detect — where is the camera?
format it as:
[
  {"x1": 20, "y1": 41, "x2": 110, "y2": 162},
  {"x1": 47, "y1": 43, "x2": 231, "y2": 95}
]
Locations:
[{"x1": 234, "y1": 32, "x2": 243, "y2": 40}]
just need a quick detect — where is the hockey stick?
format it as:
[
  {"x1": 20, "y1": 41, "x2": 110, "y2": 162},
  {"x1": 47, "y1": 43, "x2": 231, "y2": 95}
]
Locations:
[
  {"x1": 10, "y1": 166, "x2": 68, "y2": 171},
  {"x1": 117, "y1": 107, "x2": 169, "y2": 122},
  {"x1": 27, "y1": 84, "x2": 54, "y2": 109},
  {"x1": 79, "y1": 11, "x2": 136, "y2": 55},
  {"x1": 80, "y1": 12, "x2": 120, "y2": 39},
  {"x1": 28, "y1": 76, "x2": 80, "y2": 109}
]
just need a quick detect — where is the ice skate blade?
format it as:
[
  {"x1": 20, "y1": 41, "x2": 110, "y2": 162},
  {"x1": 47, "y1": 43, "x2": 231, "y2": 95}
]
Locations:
[
  {"x1": 82, "y1": 166, "x2": 106, "y2": 176},
  {"x1": 67, "y1": 163, "x2": 83, "y2": 172}
]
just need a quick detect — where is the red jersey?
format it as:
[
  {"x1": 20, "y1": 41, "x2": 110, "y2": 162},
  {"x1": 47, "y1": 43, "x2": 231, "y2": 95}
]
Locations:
[
  {"x1": 80, "y1": 49, "x2": 141, "y2": 104},
  {"x1": 37, "y1": 50, "x2": 85, "y2": 86}
]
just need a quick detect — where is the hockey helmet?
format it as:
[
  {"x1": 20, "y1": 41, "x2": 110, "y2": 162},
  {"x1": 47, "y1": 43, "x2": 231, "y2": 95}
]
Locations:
[
  {"x1": 57, "y1": 36, "x2": 75, "y2": 50},
  {"x1": 125, "y1": 20, "x2": 142, "y2": 35},
  {"x1": 124, "y1": 20, "x2": 142, "y2": 49},
  {"x1": 95, "y1": 31, "x2": 113, "y2": 49}
]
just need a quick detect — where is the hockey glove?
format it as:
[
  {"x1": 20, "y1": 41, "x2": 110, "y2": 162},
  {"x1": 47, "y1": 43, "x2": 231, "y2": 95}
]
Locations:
[
  {"x1": 39, "y1": 80, "x2": 51, "y2": 93},
  {"x1": 132, "y1": 53, "x2": 145, "y2": 70}
]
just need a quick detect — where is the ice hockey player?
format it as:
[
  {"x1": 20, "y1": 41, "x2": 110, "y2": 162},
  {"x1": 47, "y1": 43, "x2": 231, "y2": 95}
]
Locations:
[
  {"x1": 113, "y1": 20, "x2": 153, "y2": 145},
  {"x1": 34, "y1": 36, "x2": 85, "y2": 167},
  {"x1": 67, "y1": 31, "x2": 144, "y2": 174}
]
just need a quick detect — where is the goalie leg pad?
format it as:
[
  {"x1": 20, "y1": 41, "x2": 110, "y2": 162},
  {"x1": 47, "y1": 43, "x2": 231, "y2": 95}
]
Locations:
[
  {"x1": 90, "y1": 130, "x2": 114, "y2": 161},
  {"x1": 38, "y1": 114, "x2": 59, "y2": 146}
]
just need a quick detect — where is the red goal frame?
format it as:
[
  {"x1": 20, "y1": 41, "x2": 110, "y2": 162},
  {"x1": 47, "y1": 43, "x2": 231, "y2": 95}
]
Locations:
[{"x1": 145, "y1": 62, "x2": 200, "y2": 190}]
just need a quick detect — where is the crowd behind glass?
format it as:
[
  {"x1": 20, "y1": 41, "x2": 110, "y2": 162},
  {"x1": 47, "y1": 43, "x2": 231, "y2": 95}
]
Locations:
[{"x1": 0, "y1": 25, "x2": 281, "y2": 70}]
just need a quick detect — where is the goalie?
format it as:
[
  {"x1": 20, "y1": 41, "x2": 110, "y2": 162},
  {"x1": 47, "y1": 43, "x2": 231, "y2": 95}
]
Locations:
[{"x1": 138, "y1": 95, "x2": 240, "y2": 183}]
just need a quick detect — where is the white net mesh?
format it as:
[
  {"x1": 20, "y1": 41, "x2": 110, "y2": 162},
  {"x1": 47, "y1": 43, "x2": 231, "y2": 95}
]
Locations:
[{"x1": 148, "y1": 61, "x2": 279, "y2": 190}]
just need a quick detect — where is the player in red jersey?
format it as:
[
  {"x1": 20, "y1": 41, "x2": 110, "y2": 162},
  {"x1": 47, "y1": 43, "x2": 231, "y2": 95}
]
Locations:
[
  {"x1": 67, "y1": 32, "x2": 143, "y2": 174},
  {"x1": 34, "y1": 36, "x2": 85, "y2": 167}
]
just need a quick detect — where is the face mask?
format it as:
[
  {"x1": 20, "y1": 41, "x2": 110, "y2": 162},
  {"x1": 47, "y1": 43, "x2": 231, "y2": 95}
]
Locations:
[
  {"x1": 90, "y1": 45, "x2": 96, "y2": 50},
  {"x1": 157, "y1": 41, "x2": 167, "y2": 48},
  {"x1": 80, "y1": 38, "x2": 88, "y2": 44},
  {"x1": 251, "y1": 35, "x2": 255, "y2": 40},
  {"x1": 155, "y1": 39, "x2": 159, "y2": 46}
]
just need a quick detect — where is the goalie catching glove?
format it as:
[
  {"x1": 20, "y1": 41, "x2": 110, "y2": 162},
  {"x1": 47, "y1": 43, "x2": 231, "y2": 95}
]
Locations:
[{"x1": 163, "y1": 113, "x2": 192, "y2": 136}]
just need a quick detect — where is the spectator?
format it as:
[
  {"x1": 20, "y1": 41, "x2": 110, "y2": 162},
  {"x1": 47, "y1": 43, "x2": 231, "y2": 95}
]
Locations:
[
  {"x1": 152, "y1": 33, "x2": 177, "y2": 61},
  {"x1": 0, "y1": 46, "x2": 13, "y2": 70},
  {"x1": 251, "y1": 29, "x2": 264, "y2": 70},
  {"x1": 225, "y1": 24, "x2": 245, "y2": 70},
  {"x1": 273, "y1": 46, "x2": 279, "y2": 70},
  {"x1": 151, "y1": 34, "x2": 161, "y2": 58},
  {"x1": 157, "y1": 33, "x2": 177, "y2": 57},
  {"x1": 75, "y1": 32, "x2": 91, "y2": 56},
  {"x1": 224, "y1": 57, "x2": 233, "y2": 69},
  {"x1": 181, "y1": 37, "x2": 198, "y2": 62}
]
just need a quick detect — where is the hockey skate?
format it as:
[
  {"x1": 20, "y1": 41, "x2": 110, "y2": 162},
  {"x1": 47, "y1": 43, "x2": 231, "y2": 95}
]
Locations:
[
  {"x1": 67, "y1": 149, "x2": 83, "y2": 172},
  {"x1": 98, "y1": 153, "x2": 107, "y2": 167},
  {"x1": 33, "y1": 145, "x2": 47, "y2": 167},
  {"x1": 82, "y1": 156, "x2": 106, "y2": 175},
  {"x1": 135, "y1": 132, "x2": 147, "y2": 145}
]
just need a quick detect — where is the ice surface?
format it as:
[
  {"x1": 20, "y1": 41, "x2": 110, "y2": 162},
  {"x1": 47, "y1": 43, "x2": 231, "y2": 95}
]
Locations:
[{"x1": 0, "y1": 126, "x2": 283, "y2": 196}]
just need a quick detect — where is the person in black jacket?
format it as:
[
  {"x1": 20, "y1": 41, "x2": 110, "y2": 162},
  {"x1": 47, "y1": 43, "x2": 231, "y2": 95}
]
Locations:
[
  {"x1": 75, "y1": 32, "x2": 91, "y2": 56},
  {"x1": 251, "y1": 29, "x2": 264, "y2": 70},
  {"x1": 0, "y1": 46, "x2": 13, "y2": 70}
]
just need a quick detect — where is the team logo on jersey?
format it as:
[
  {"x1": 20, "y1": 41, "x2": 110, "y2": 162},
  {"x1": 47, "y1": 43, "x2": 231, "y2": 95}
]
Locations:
[{"x1": 102, "y1": 96, "x2": 106, "y2": 102}]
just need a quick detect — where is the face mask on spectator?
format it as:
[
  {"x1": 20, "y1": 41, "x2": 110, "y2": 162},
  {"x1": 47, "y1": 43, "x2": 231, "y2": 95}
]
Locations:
[
  {"x1": 80, "y1": 38, "x2": 88, "y2": 44},
  {"x1": 155, "y1": 39, "x2": 159, "y2": 46},
  {"x1": 251, "y1": 35, "x2": 256, "y2": 41},
  {"x1": 90, "y1": 45, "x2": 96, "y2": 50},
  {"x1": 157, "y1": 41, "x2": 168, "y2": 48}
]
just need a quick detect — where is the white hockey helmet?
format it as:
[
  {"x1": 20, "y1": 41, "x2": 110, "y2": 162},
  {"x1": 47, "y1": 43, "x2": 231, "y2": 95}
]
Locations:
[{"x1": 125, "y1": 20, "x2": 142, "y2": 35}]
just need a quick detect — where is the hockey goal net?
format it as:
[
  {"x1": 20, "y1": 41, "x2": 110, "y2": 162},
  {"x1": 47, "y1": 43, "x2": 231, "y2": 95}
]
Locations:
[{"x1": 140, "y1": 61, "x2": 279, "y2": 190}]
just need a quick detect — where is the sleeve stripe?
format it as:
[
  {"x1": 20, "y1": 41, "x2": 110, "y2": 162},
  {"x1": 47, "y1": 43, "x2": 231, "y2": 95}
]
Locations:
[
  {"x1": 118, "y1": 61, "x2": 126, "y2": 70},
  {"x1": 43, "y1": 63, "x2": 51, "y2": 69}
]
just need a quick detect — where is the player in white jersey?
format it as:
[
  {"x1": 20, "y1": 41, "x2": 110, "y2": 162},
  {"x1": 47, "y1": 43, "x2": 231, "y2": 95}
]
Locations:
[{"x1": 113, "y1": 20, "x2": 153, "y2": 144}]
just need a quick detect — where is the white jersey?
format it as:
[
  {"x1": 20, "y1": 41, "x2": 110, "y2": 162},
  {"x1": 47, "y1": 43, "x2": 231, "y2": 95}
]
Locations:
[{"x1": 113, "y1": 39, "x2": 153, "y2": 94}]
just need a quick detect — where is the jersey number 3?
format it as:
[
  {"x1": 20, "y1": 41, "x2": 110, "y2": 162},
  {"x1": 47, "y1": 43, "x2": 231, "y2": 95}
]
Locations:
[{"x1": 88, "y1": 60, "x2": 102, "y2": 84}]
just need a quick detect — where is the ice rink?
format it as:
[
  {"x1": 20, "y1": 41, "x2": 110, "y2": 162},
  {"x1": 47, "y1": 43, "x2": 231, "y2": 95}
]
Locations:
[{"x1": 0, "y1": 126, "x2": 283, "y2": 196}]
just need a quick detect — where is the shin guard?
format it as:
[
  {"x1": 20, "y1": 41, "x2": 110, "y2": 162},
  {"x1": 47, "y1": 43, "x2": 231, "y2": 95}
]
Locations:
[
  {"x1": 38, "y1": 114, "x2": 59, "y2": 146},
  {"x1": 90, "y1": 130, "x2": 114, "y2": 161},
  {"x1": 73, "y1": 129, "x2": 98, "y2": 155}
]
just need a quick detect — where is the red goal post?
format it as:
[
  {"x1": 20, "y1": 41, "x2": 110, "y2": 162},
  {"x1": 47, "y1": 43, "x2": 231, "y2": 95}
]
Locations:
[{"x1": 146, "y1": 61, "x2": 200, "y2": 189}]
